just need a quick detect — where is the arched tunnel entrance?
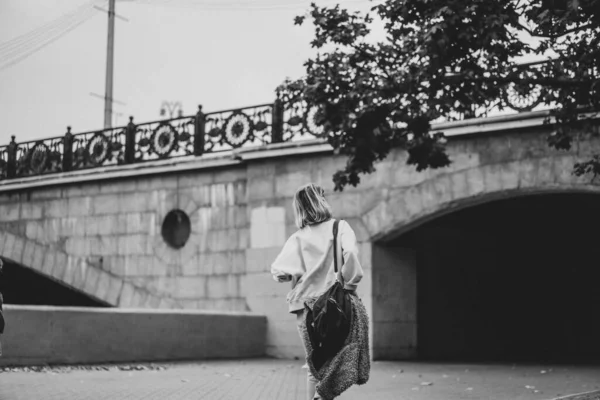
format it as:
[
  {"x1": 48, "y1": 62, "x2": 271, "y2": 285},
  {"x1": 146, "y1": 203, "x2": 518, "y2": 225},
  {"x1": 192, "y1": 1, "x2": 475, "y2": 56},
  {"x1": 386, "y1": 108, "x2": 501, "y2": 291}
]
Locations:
[
  {"x1": 372, "y1": 193, "x2": 600, "y2": 364},
  {"x1": 0, "y1": 258, "x2": 110, "y2": 307}
]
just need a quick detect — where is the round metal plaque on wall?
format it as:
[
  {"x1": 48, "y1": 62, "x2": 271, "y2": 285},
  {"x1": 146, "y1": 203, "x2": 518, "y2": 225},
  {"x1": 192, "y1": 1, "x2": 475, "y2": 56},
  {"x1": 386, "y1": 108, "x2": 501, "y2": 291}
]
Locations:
[{"x1": 161, "y1": 209, "x2": 191, "y2": 249}]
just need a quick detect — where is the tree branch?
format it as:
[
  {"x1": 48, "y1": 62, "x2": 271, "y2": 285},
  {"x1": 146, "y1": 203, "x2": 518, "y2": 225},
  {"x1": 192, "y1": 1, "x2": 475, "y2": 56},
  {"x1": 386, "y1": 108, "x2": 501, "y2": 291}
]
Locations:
[{"x1": 517, "y1": 22, "x2": 596, "y2": 39}]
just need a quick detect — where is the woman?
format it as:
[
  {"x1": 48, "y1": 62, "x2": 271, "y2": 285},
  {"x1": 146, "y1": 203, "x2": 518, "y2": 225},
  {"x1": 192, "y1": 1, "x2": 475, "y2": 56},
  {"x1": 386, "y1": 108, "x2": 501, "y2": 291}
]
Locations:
[{"x1": 271, "y1": 183, "x2": 370, "y2": 400}]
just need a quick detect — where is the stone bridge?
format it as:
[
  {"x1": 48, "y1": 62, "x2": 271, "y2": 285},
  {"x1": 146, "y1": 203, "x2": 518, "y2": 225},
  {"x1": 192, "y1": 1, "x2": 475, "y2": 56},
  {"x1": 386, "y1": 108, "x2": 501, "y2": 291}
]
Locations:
[{"x1": 1, "y1": 111, "x2": 600, "y2": 362}]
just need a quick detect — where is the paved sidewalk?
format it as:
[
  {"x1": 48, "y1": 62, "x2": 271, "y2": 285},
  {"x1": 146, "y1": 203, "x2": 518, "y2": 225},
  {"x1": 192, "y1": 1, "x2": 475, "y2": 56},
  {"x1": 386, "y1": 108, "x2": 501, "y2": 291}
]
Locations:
[{"x1": 0, "y1": 359, "x2": 599, "y2": 400}]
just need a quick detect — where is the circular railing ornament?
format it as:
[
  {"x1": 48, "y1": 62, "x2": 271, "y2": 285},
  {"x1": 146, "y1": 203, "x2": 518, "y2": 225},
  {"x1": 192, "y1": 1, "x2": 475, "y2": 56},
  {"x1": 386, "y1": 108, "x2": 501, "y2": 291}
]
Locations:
[
  {"x1": 503, "y1": 78, "x2": 543, "y2": 112},
  {"x1": 86, "y1": 133, "x2": 110, "y2": 166},
  {"x1": 224, "y1": 112, "x2": 252, "y2": 146},
  {"x1": 29, "y1": 142, "x2": 49, "y2": 174},
  {"x1": 304, "y1": 105, "x2": 325, "y2": 136},
  {"x1": 151, "y1": 123, "x2": 178, "y2": 157}
]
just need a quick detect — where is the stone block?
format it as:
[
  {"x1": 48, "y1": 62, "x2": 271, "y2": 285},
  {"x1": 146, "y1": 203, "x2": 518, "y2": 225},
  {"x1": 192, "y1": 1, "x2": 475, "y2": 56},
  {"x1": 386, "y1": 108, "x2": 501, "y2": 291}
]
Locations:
[
  {"x1": 230, "y1": 251, "x2": 246, "y2": 274},
  {"x1": 143, "y1": 293, "x2": 162, "y2": 309},
  {"x1": 449, "y1": 170, "x2": 469, "y2": 200},
  {"x1": 0, "y1": 203, "x2": 21, "y2": 221},
  {"x1": 82, "y1": 266, "x2": 101, "y2": 297},
  {"x1": 246, "y1": 294, "x2": 290, "y2": 318},
  {"x1": 98, "y1": 180, "x2": 137, "y2": 194},
  {"x1": 40, "y1": 248, "x2": 57, "y2": 277},
  {"x1": 70, "y1": 259, "x2": 90, "y2": 290},
  {"x1": 233, "y1": 181, "x2": 247, "y2": 205},
  {"x1": 160, "y1": 276, "x2": 206, "y2": 299},
  {"x1": 136, "y1": 176, "x2": 178, "y2": 191},
  {"x1": 105, "y1": 275, "x2": 124, "y2": 305},
  {"x1": 234, "y1": 206, "x2": 248, "y2": 228},
  {"x1": 482, "y1": 164, "x2": 504, "y2": 193},
  {"x1": 0, "y1": 231, "x2": 7, "y2": 255},
  {"x1": 124, "y1": 213, "x2": 155, "y2": 234},
  {"x1": 44, "y1": 199, "x2": 69, "y2": 218},
  {"x1": 465, "y1": 167, "x2": 485, "y2": 198},
  {"x1": 119, "y1": 192, "x2": 155, "y2": 213},
  {"x1": 237, "y1": 228, "x2": 249, "y2": 250},
  {"x1": 61, "y1": 183, "x2": 100, "y2": 198},
  {"x1": 31, "y1": 242, "x2": 45, "y2": 272},
  {"x1": 210, "y1": 251, "x2": 232, "y2": 275},
  {"x1": 52, "y1": 252, "x2": 68, "y2": 281},
  {"x1": 191, "y1": 185, "x2": 212, "y2": 207},
  {"x1": 247, "y1": 177, "x2": 275, "y2": 201},
  {"x1": 209, "y1": 207, "x2": 234, "y2": 229},
  {"x1": 91, "y1": 235, "x2": 119, "y2": 256},
  {"x1": 245, "y1": 247, "x2": 281, "y2": 273},
  {"x1": 275, "y1": 171, "x2": 312, "y2": 198},
  {"x1": 240, "y1": 272, "x2": 289, "y2": 298},
  {"x1": 181, "y1": 255, "x2": 201, "y2": 276},
  {"x1": 129, "y1": 288, "x2": 149, "y2": 308},
  {"x1": 93, "y1": 268, "x2": 111, "y2": 301},
  {"x1": 6, "y1": 235, "x2": 25, "y2": 264},
  {"x1": 206, "y1": 229, "x2": 229, "y2": 252},
  {"x1": 554, "y1": 155, "x2": 577, "y2": 185},
  {"x1": 118, "y1": 281, "x2": 137, "y2": 307},
  {"x1": 499, "y1": 160, "x2": 521, "y2": 190},
  {"x1": 30, "y1": 187, "x2": 62, "y2": 200},
  {"x1": 177, "y1": 172, "x2": 214, "y2": 188},
  {"x1": 67, "y1": 196, "x2": 93, "y2": 217},
  {"x1": 213, "y1": 168, "x2": 246, "y2": 184},
  {"x1": 249, "y1": 206, "x2": 286, "y2": 249},
  {"x1": 358, "y1": 242, "x2": 372, "y2": 270},
  {"x1": 93, "y1": 195, "x2": 120, "y2": 215},
  {"x1": 206, "y1": 274, "x2": 239, "y2": 299},
  {"x1": 65, "y1": 237, "x2": 89, "y2": 256},
  {"x1": 517, "y1": 159, "x2": 537, "y2": 189},
  {"x1": 41, "y1": 219, "x2": 60, "y2": 244},
  {"x1": 83, "y1": 216, "x2": 101, "y2": 236},
  {"x1": 118, "y1": 234, "x2": 149, "y2": 256},
  {"x1": 122, "y1": 255, "x2": 154, "y2": 276},
  {"x1": 21, "y1": 240, "x2": 36, "y2": 268},
  {"x1": 20, "y1": 202, "x2": 43, "y2": 220},
  {"x1": 535, "y1": 156, "x2": 556, "y2": 186}
]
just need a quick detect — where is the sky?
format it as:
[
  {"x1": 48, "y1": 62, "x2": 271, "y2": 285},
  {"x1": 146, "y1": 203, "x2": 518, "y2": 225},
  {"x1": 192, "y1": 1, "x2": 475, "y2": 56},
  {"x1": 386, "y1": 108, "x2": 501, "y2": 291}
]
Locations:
[{"x1": 0, "y1": 0, "x2": 374, "y2": 143}]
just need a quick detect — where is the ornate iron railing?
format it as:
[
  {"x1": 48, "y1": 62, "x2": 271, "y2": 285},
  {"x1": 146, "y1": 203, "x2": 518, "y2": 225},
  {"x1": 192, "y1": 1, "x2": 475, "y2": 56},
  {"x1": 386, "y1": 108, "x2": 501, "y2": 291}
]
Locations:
[{"x1": 0, "y1": 66, "x2": 552, "y2": 182}]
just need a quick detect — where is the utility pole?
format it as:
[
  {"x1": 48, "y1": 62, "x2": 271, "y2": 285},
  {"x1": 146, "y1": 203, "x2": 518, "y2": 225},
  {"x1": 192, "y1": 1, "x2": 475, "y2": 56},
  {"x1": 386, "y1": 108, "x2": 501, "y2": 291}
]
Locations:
[{"x1": 104, "y1": 0, "x2": 116, "y2": 129}]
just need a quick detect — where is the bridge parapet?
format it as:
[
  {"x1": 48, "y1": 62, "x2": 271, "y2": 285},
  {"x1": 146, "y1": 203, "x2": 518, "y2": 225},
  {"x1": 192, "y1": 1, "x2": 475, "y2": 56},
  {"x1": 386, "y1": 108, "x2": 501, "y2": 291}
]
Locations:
[{"x1": 0, "y1": 61, "x2": 552, "y2": 183}]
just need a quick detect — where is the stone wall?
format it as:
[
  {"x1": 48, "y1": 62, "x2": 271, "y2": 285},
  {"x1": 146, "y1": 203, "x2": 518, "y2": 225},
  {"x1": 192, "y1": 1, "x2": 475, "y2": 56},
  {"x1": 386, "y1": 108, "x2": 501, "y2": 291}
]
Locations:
[
  {"x1": 0, "y1": 305, "x2": 266, "y2": 366},
  {"x1": 0, "y1": 167, "x2": 249, "y2": 312}
]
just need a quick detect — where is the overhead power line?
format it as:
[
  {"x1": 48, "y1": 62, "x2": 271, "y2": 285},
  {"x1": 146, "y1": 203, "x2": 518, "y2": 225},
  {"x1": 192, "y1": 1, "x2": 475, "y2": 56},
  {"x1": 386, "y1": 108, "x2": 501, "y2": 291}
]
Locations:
[
  {"x1": 130, "y1": 0, "x2": 373, "y2": 11},
  {"x1": 0, "y1": 1, "x2": 103, "y2": 71}
]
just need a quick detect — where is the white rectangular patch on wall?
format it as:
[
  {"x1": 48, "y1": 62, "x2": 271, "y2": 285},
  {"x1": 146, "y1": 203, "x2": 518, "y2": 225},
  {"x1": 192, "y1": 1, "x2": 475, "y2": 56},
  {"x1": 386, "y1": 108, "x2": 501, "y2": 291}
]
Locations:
[{"x1": 250, "y1": 206, "x2": 286, "y2": 249}]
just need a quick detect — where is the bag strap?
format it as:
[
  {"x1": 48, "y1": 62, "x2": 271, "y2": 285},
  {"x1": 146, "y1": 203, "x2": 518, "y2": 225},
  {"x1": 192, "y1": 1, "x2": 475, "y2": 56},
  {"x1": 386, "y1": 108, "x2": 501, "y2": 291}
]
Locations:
[{"x1": 332, "y1": 219, "x2": 340, "y2": 273}]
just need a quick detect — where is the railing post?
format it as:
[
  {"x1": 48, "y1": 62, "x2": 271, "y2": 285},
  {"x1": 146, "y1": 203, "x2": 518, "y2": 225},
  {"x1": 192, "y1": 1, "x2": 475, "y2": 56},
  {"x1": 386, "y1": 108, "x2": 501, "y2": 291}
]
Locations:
[
  {"x1": 125, "y1": 116, "x2": 136, "y2": 163},
  {"x1": 194, "y1": 105, "x2": 205, "y2": 156},
  {"x1": 6, "y1": 135, "x2": 17, "y2": 179},
  {"x1": 272, "y1": 94, "x2": 284, "y2": 143},
  {"x1": 63, "y1": 126, "x2": 73, "y2": 172}
]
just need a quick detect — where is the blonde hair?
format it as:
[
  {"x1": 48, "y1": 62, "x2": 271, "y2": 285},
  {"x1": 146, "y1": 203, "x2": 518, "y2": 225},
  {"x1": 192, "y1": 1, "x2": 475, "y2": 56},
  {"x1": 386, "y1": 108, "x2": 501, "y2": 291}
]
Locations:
[{"x1": 293, "y1": 183, "x2": 332, "y2": 229}]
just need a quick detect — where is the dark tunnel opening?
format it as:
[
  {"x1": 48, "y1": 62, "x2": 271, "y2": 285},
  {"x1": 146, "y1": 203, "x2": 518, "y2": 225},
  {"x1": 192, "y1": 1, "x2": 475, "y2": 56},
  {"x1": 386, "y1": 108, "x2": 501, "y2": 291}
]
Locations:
[
  {"x1": 0, "y1": 258, "x2": 110, "y2": 307},
  {"x1": 386, "y1": 193, "x2": 600, "y2": 364}
]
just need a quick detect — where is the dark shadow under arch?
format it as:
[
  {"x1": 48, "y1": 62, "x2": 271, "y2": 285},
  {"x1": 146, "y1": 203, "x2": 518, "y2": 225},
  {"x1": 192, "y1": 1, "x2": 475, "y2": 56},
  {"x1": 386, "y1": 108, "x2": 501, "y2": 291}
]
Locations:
[
  {"x1": 372, "y1": 192, "x2": 600, "y2": 363},
  {"x1": 0, "y1": 258, "x2": 110, "y2": 307}
]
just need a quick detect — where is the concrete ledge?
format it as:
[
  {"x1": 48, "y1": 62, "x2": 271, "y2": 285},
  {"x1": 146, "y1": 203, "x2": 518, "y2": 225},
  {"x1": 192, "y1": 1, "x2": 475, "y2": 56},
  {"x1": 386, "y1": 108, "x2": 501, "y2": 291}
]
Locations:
[{"x1": 0, "y1": 305, "x2": 267, "y2": 366}]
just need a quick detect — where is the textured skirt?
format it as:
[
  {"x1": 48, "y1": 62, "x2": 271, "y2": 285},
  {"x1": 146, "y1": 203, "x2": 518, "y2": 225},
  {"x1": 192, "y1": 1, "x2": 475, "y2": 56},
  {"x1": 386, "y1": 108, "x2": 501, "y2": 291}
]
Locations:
[{"x1": 298, "y1": 293, "x2": 371, "y2": 399}]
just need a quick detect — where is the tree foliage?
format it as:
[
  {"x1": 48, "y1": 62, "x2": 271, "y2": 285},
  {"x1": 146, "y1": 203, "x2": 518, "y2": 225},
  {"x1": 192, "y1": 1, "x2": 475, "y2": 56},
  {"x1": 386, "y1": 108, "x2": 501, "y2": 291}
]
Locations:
[{"x1": 280, "y1": 0, "x2": 600, "y2": 191}]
